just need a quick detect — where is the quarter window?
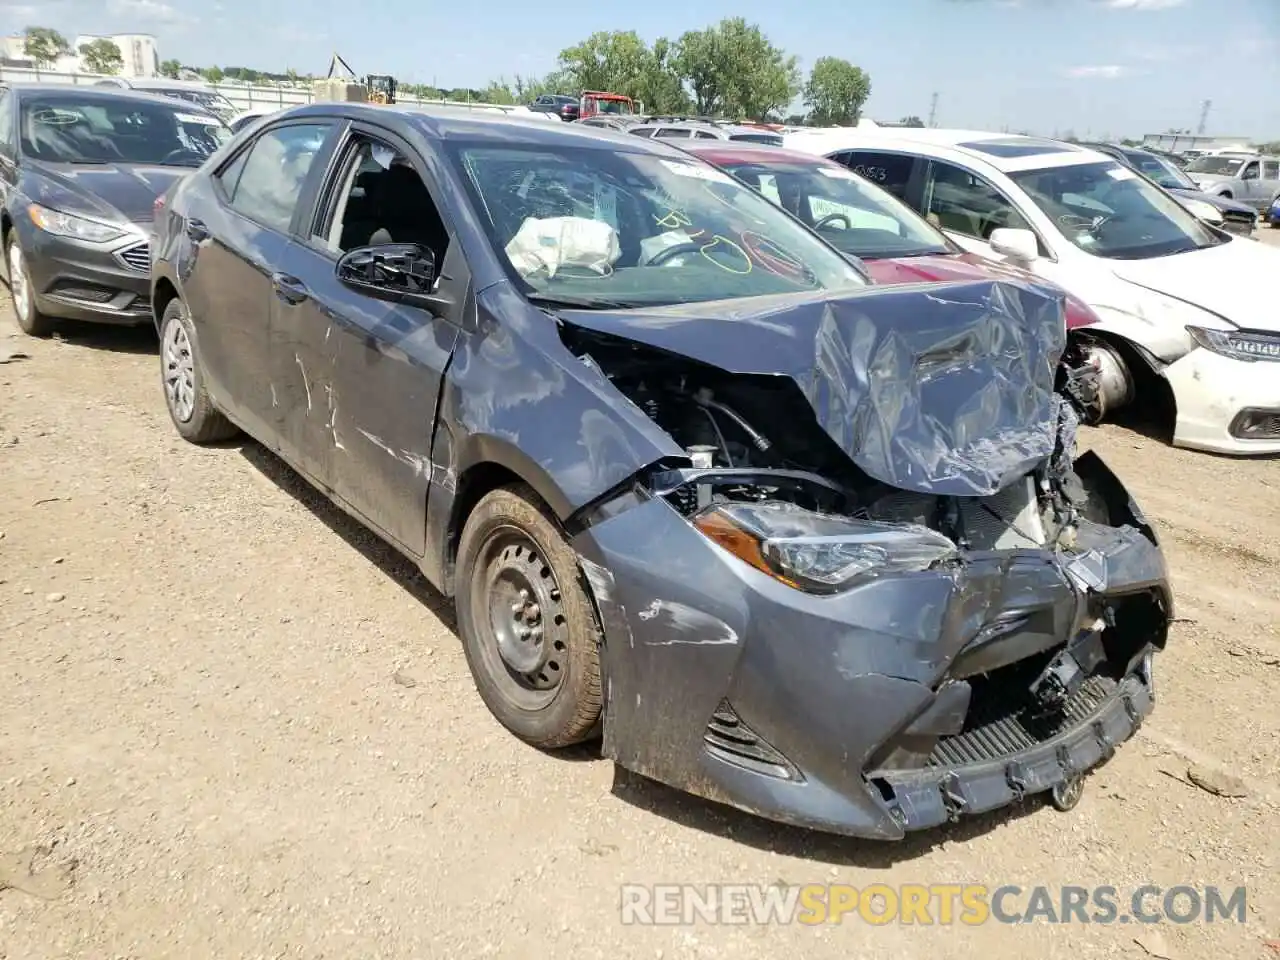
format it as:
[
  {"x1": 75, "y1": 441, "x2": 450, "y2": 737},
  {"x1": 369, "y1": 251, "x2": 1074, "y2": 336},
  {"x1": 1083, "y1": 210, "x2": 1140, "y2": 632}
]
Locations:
[
  {"x1": 834, "y1": 150, "x2": 916, "y2": 200},
  {"x1": 1263, "y1": 160, "x2": 1279, "y2": 180},
  {"x1": 228, "y1": 123, "x2": 332, "y2": 232}
]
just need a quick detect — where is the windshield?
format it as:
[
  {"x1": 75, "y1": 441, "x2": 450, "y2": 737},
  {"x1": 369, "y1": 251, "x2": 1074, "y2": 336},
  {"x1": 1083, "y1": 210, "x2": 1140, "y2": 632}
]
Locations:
[
  {"x1": 1186, "y1": 156, "x2": 1245, "y2": 176},
  {"x1": 590, "y1": 97, "x2": 634, "y2": 116},
  {"x1": 19, "y1": 94, "x2": 231, "y2": 166},
  {"x1": 720, "y1": 159, "x2": 951, "y2": 260},
  {"x1": 1010, "y1": 160, "x2": 1221, "y2": 260},
  {"x1": 1126, "y1": 151, "x2": 1197, "y2": 190},
  {"x1": 448, "y1": 143, "x2": 868, "y2": 307}
]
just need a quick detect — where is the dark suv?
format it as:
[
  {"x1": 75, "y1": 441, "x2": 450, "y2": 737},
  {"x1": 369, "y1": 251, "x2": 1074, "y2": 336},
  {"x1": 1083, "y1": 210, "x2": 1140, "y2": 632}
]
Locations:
[{"x1": 528, "y1": 94, "x2": 580, "y2": 122}]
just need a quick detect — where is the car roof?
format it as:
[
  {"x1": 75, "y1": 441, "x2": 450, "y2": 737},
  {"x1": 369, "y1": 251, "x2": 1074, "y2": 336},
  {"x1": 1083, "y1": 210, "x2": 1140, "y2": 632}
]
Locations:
[
  {"x1": 5, "y1": 82, "x2": 222, "y2": 115},
  {"x1": 679, "y1": 139, "x2": 837, "y2": 167},
  {"x1": 788, "y1": 127, "x2": 1110, "y2": 172},
  {"x1": 272, "y1": 101, "x2": 698, "y2": 155}
]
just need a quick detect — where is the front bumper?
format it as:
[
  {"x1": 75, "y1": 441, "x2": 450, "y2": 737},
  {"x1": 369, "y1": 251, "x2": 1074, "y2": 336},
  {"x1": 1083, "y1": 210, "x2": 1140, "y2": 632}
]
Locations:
[
  {"x1": 574, "y1": 453, "x2": 1171, "y2": 839},
  {"x1": 1163, "y1": 346, "x2": 1280, "y2": 454},
  {"x1": 23, "y1": 227, "x2": 152, "y2": 326}
]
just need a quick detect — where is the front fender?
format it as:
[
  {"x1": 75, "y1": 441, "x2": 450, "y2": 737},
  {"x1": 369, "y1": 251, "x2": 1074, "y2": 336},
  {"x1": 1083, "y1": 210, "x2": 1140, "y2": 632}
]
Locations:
[{"x1": 1085, "y1": 305, "x2": 1194, "y2": 364}]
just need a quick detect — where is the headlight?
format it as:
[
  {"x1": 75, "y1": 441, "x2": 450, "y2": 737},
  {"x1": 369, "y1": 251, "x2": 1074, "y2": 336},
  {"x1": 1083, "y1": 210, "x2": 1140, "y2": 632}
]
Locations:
[
  {"x1": 1187, "y1": 326, "x2": 1280, "y2": 362},
  {"x1": 691, "y1": 500, "x2": 957, "y2": 594},
  {"x1": 1178, "y1": 197, "x2": 1223, "y2": 224},
  {"x1": 27, "y1": 203, "x2": 126, "y2": 243}
]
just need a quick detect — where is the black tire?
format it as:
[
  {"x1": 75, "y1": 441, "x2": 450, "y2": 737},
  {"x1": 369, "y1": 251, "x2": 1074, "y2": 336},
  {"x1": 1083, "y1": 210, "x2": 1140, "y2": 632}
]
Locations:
[
  {"x1": 6, "y1": 232, "x2": 55, "y2": 337},
  {"x1": 158, "y1": 297, "x2": 238, "y2": 444},
  {"x1": 455, "y1": 483, "x2": 603, "y2": 748}
]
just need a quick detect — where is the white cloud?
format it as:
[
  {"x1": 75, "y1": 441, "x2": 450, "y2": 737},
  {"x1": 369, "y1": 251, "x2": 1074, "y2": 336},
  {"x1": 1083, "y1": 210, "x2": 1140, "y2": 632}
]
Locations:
[
  {"x1": 1065, "y1": 65, "x2": 1130, "y2": 79},
  {"x1": 105, "y1": 0, "x2": 194, "y2": 23},
  {"x1": 1101, "y1": 0, "x2": 1187, "y2": 10}
]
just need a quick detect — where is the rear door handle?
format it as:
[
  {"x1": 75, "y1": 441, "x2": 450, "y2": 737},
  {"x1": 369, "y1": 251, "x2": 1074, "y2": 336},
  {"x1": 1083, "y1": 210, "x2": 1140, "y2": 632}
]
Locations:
[
  {"x1": 271, "y1": 272, "x2": 309, "y2": 305},
  {"x1": 185, "y1": 218, "x2": 209, "y2": 241}
]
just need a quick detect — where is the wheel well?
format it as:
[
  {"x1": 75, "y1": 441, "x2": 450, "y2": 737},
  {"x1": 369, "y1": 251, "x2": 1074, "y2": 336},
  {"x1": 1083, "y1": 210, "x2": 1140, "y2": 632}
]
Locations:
[
  {"x1": 1090, "y1": 329, "x2": 1176, "y2": 440},
  {"x1": 443, "y1": 461, "x2": 525, "y2": 593},
  {"x1": 152, "y1": 277, "x2": 179, "y2": 332},
  {"x1": 1, "y1": 211, "x2": 11, "y2": 246},
  {"x1": 1218, "y1": 190, "x2": 1233, "y2": 199}
]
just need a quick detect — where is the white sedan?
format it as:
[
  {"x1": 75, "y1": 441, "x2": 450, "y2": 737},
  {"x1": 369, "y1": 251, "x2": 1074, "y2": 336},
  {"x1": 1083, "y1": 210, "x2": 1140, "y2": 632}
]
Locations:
[{"x1": 785, "y1": 129, "x2": 1280, "y2": 455}]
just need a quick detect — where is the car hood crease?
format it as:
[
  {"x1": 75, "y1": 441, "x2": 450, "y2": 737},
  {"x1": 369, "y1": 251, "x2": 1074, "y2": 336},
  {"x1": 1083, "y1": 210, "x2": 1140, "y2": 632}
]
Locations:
[
  {"x1": 559, "y1": 278, "x2": 1067, "y2": 497},
  {"x1": 26, "y1": 160, "x2": 188, "y2": 225}
]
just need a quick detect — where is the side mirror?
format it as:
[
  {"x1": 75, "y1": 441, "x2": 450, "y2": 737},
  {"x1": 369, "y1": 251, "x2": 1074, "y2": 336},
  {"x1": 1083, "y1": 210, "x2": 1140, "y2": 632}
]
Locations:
[
  {"x1": 336, "y1": 243, "x2": 436, "y2": 307},
  {"x1": 1242, "y1": 168, "x2": 1258, "y2": 180},
  {"x1": 988, "y1": 227, "x2": 1039, "y2": 262}
]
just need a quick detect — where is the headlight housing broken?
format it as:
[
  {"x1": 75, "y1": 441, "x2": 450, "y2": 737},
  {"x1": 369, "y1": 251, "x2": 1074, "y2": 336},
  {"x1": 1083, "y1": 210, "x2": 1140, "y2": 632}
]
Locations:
[{"x1": 692, "y1": 500, "x2": 958, "y2": 594}]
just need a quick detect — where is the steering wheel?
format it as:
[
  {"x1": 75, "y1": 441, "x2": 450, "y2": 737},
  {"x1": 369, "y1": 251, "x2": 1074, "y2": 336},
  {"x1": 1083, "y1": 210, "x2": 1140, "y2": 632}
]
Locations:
[
  {"x1": 645, "y1": 240, "x2": 709, "y2": 266},
  {"x1": 814, "y1": 212, "x2": 851, "y2": 230},
  {"x1": 161, "y1": 148, "x2": 204, "y2": 165}
]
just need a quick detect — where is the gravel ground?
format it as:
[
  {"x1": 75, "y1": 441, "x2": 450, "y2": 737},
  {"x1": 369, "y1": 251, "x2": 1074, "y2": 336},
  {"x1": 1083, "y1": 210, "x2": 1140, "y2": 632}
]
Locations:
[{"x1": 2, "y1": 234, "x2": 1279, "y2": 959}]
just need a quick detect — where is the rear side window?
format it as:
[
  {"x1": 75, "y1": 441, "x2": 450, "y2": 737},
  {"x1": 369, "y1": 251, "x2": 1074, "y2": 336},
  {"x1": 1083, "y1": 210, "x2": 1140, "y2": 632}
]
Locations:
[
  {"x1": 226, "y1": 122, "x2": 332, "y2": 232},
  {"x1": 1264, "y1": 160, "x2": 1280, "y2": 180},
  {"x1": 655, "y1": 127, "x2": 692, "y2": 139},
  {"x1": 835, "y1": 150, "x2": 917, "y2": 201}
]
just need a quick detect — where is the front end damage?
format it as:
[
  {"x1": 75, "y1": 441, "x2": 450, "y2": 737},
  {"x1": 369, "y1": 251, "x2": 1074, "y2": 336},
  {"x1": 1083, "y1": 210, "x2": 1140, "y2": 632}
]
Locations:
[{"x1": 555, "y1": 279, "x2": 1171, "y2": 839}]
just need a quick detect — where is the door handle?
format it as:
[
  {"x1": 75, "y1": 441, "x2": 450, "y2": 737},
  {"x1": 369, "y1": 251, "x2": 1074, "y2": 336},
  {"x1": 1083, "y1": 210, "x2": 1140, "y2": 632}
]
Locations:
[
  {"x1": 271, "y1": 272, "x2": 309, "y2": 305},
  {"x1": 185, "y1": 218, "x2": 209, "y2": 241}
]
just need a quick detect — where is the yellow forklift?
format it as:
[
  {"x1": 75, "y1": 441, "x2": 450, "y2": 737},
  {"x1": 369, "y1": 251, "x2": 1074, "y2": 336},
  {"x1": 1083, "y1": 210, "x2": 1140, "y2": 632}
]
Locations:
[{"x1": 325, "y1": 53, "x2": 396, "y2": 105}]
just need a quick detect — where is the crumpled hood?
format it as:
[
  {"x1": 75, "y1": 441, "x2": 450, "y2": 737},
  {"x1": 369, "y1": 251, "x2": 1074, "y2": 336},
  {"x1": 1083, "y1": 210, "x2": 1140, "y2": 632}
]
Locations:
[
  {"x1": 560, "y1": 278, "x2": 1066, "y2": 497},
  {"x1": 23, "y1": 160, "x2": 188, "y2": 224},
  {"x1": 1109, "y1": 237, "x2": 1280, "y2": 332}
]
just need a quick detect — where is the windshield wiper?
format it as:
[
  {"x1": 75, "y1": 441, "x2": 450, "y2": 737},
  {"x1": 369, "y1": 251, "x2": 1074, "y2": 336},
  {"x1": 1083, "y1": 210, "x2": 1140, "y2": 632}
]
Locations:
[{"x1": 526, "y1": 292, "x2": 634, "y2": 311}]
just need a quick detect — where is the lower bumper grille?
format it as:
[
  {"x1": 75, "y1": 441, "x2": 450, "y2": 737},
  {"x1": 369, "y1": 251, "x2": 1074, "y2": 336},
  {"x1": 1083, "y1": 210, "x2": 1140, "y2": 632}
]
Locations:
[
  {"x1": 929, "y1": 674, "x2": 1113, "y2": 766},
  {"x1": 704, "y1": 700, "x2": 799, "y2": 780}
]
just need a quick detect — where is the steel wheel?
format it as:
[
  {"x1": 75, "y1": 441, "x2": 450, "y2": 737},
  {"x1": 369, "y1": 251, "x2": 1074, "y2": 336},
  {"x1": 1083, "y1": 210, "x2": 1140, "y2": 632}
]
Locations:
[
  {"x1": 162, "y1": 312, "x2": 196, "y2": 423},
  {"x1": 471, "y1": 525, "x2": 571, "y2": 710}
]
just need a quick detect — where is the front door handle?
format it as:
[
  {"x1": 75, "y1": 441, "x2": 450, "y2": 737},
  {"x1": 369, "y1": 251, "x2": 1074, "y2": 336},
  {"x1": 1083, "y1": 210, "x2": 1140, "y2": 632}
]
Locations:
[
  {"x1": 185, "y1": 218, "x2": 209, "y2": 241},
  {"x1": 271, "y1": 272, "x2": 309, "y2": 305}
]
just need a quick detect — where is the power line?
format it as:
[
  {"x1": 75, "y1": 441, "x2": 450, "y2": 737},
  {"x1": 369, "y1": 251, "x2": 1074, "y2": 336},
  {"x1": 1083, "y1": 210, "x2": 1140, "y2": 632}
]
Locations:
[
  {"x1": 1196, "y1": 99, "x2": 1212, "y2": 136},
  {"x1": 928, "y1": 91, "x2": 938, "y2": 127}
]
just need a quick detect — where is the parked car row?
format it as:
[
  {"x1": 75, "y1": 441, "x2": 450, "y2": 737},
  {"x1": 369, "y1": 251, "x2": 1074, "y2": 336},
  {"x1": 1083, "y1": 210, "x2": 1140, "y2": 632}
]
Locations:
[{"x1": 0, "y1": 91, "x2": 1179, "y2": 841}]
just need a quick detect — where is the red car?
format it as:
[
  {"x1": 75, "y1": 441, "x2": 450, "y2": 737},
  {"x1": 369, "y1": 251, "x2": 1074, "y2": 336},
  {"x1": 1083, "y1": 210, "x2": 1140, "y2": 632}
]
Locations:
[{"x1": 678, "y1": 139, "x2": 1105, "y2": 420}]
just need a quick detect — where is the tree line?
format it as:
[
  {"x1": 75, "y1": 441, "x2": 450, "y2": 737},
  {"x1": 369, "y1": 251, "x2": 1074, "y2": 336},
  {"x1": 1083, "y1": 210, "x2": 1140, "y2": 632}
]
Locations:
[{"x1": 16, "y1": 21, "x2": 881, "y2": 125}]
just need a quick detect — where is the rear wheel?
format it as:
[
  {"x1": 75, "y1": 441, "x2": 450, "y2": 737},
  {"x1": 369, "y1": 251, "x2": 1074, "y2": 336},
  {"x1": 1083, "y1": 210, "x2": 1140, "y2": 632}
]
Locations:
[
  {"x1": 6, "y1": 234, "x2": 54, "y2": 337},
  {"x1": 455, "y1": 484, "x2": 603, "y2": 748},
  {"x1": 158, "y1": 298, "x2": 238, "y2": 444}
]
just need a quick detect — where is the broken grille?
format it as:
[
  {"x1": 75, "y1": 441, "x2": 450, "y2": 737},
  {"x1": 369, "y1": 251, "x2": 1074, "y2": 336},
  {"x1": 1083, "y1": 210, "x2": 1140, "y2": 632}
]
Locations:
[{"x1": 929, "y1": 674, "x2": 1115, "y2": 767}]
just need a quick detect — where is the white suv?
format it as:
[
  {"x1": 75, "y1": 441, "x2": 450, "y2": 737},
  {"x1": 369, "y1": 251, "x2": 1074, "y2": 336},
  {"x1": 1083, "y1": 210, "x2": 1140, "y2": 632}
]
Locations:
[{"x1": 785, "y1": 128, "x2": 1280, "y2": 456}]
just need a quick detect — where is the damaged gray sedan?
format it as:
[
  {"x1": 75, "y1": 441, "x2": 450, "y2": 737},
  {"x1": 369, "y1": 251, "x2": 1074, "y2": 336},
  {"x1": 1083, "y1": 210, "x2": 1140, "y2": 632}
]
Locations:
[{"x1": 152, "y1": 105, "x2": 1172, "y2": 839}]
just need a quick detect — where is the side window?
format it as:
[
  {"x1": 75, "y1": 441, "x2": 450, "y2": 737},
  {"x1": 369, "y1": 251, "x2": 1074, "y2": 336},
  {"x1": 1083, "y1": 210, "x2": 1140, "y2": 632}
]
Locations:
[
  {"x1": 655, "y1": 127, "x2": 691, "y2": 139},
  {"x1": 1241, "y1": 160, "x2": 1259, "y2": 180},
  {"x1": 630, "y1": 127, "x2": 656, "y2": 138},
  {"x1": 229, "y1": 123, "x2": 332, "y2": 232},
  {"x1": 215, "y1": 147, "x2": 250, "y2": 199},
  {"x1": 1263, "y1": 160, "x2": 1279, "y2": 180},
  {"x1": 839, "y1": 151, "x2": 915, "y2": 201},
  {"x1": 923, "y1": 159, "x2": 1031, "y2": 239},
  {"x1": 320, "y1": 136, "x2": 450, "y2": 278},
  {"x1": 0, "y1": 90, "x2": 12, "y2": 155},
  {"x1": 695, "y1": 130, "x2": 717, "y2": 139}
]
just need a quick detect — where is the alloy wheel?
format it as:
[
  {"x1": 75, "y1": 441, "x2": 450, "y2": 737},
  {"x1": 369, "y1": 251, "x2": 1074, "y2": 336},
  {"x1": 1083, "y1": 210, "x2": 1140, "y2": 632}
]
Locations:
[{"x1": 162, "y1": 313, "x2": 196, "y2": 423}]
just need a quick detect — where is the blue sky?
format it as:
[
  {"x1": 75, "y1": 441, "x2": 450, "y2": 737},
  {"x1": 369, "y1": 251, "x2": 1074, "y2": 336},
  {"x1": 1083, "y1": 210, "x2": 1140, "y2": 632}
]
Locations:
[{"x1": 4, "y1": 0, "x2": 1278, "y2": 138}]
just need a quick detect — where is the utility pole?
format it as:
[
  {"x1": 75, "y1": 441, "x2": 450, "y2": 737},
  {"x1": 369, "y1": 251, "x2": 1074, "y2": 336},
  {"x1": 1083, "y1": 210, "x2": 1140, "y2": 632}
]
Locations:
[
  {"x1": 928, "y1": 91, "x2": 938, "y2": 127},
  {"x1": 1196, "y1": 99, "x2": 1211, "y2": 136}
]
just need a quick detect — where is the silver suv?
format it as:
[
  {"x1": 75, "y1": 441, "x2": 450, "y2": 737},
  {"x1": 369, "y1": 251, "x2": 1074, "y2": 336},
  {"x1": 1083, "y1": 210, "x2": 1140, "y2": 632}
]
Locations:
[{"x1": 1184, "y1": 152, "x2": 1280, "y2": 213}]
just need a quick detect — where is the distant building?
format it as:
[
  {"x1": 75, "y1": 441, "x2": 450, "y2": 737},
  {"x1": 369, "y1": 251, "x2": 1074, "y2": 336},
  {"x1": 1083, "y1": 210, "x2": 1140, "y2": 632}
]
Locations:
[
  {"x1": 1142, "y1": 133, "x2": 1252, "y2": 154},
  {"x1": 0, "y1": 32, "x2": 159, "y2": 77}
]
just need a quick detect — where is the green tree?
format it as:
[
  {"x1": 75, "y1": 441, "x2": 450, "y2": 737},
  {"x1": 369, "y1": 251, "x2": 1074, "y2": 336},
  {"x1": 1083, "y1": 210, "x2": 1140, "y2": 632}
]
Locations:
[
  {"x1": 480, "y1": 79, "x2": 517, "y2": 104},
  {"x1": 802, "y1": 57, "x2": 871, "y2": 126},
  {"x1": 22, "y1": 27, "x2": 70, "y2": 68},
  {"x1": 899, "y1": 115, "x2": 925, "y2": 128},
  {"x1": 634, "y1": 37, "x2": 691, "y2": 115},
  {"x1": 674, "y1": 19, "x2": 799, "y2": 120},
  {"x1": 159, "y1": 58, "x2": 182, "y2": 78},
  {"x1": 78, "y1": 38, "x2": 124, "y2": 75},
  {"x1": 557, "y1": 30, "x2": 654, "y2": 97},
  {"x1": 201, "y1": 65, "x2": 225, "y2": 83}
]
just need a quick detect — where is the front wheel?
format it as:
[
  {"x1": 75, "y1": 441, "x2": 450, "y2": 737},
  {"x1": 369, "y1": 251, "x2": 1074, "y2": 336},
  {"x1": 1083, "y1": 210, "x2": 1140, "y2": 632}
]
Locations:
[
  {"x1": 455, "y1": 484, "x2": 603, "y2": 748},
  {"x1": 158, "y1": 298, "x2": 238, "y2": 444},
  {"x1": 6, "y1": 233, "x2": 54, "y2": 337}
]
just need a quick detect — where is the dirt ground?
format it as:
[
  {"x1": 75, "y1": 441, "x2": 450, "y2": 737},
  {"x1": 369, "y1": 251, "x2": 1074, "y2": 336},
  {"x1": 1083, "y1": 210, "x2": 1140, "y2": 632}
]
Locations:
[{"x1": 2, "y1": 233, "x2": 1279, "y2": 959}]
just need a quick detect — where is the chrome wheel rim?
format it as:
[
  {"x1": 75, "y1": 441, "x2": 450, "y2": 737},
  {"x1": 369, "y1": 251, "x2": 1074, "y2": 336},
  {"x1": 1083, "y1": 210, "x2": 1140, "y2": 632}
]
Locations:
[
  {"x1": 162, "y1": 314, "x2": 196, "y2": 423},
  {"x1": 8, "y1": 243, "x2": 29, "y2": 320}
]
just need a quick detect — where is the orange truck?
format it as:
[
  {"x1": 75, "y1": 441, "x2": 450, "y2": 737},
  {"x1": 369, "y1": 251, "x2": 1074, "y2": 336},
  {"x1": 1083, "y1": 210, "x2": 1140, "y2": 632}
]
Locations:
[{"x1": 578, "y1": 91, "x2": 637, "y2": 120}]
